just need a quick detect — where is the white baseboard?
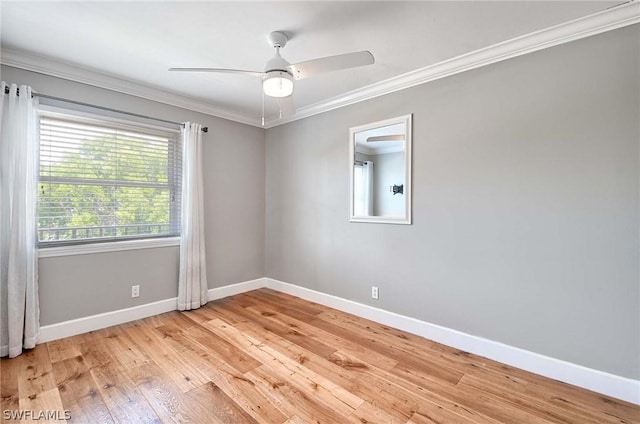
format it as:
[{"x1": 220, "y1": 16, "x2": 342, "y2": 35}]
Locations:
[
  {"x1": 265, "y1": 278, "x2": 640, "y2": 405},
  {"x1": 207, "y1": 278, "x2": 266, "y2": 301},
  {"x1": 37, "y1": 276, "x2": 639, "y2": 404},
  {"x1": 38, "y1": 297, "x2": 177, "y2": 343},
  {"x1": 38, "y1": 277, "x2": 267, "y2": 343}
]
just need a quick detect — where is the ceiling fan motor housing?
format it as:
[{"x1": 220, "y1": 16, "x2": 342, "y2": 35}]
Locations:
[
  {"x1": 267, "y1": 31, "x2": 288, "y2": 49},
  {"x1": 264, "y1": 50, "x2": 291, "y2": 74}
]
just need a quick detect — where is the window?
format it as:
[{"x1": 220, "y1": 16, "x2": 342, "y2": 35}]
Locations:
[{"x1": 38, "y1": 111, "x2": 181, "y2": 246}]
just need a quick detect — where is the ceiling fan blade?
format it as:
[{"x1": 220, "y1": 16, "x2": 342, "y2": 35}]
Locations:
[
  {"x1": 288, "y1": 51, "x2": 374, "y2": 80},
  {"x1": 169, "y1": 68, "x2": 263, "y2": 78},
  {"x1": 367, "y1": 134, "x2": 405, "y2": 142},
  {"x1": 277, "y1": 96, "x2": 296, "y2": 118}
]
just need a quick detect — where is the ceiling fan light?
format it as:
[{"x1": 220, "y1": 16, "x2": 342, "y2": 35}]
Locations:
[{"x1": 263, "y1": 71, "x2": 294, "y2": 98}]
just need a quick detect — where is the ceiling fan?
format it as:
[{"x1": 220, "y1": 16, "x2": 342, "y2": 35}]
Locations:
[
  {"x1": 366, "y1": 134, "x2": 405, "y2": 142},
  {"x1": 169, "y1": 31, "x2": 375, "y2": 122}
]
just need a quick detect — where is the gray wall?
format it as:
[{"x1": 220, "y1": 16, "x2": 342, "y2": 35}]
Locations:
[
  {"x1": 265, "y1": 25, "x2": 640, "y2": 379},
  {"x1": 1, "y1": 66, "x2": 265, "y2": 326},
  {"x1": 371, "y1": 151, "x2": 405, "y2": 216}
]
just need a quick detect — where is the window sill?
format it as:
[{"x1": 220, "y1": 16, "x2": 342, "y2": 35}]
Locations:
[{"x1": 38, "y1": 237, "x2": 180, "y2": 258}]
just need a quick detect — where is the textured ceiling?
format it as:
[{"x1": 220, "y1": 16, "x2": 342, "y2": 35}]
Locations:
[{"x1": 0, "y1": 1, "x2": 623, "y2": 123}]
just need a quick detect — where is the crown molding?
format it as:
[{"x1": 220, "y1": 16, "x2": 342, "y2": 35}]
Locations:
[
  {"x1": 265, "y1": 0, "x2": 639, "y2": 128},
  {"x1": 0, "y1": 48, "x2": 263, "y2": 128},
  {"x1": 1, "y1": 1, "x2": 637, "y2": 129},
  {"x1": 357, "y1": 144, "x2": 404, "y2": 156}
]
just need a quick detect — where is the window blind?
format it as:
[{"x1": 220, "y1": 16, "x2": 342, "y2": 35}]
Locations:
[{"x1": 38, "y1": 113, "x2": 181, "y2": 245}]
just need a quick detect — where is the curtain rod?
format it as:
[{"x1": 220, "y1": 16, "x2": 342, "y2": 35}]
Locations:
[{"x1": 4, "y1": 85, "x2": 208, "y2": 132}]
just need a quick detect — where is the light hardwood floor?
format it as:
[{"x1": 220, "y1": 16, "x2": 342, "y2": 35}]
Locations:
[{"x1": 1, "y1": 289, "x2": 638, "y2": 423}]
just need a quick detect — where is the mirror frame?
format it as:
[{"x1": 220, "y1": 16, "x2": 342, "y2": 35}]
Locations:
[{"x1": 349, "y1": 114, "x2": 412, "y2": 225}]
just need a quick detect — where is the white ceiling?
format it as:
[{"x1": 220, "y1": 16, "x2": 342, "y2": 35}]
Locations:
[
  {"x1": 0, "y1": 1, "x2": 629, "y2": 126},
  {"x1": 356, "y1": 122, "x2": 405, "y2": 155}
]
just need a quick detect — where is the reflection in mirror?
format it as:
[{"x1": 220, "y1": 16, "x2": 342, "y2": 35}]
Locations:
[{"x1": 349, "y1": 114, "x2": 412, "y2": 224}]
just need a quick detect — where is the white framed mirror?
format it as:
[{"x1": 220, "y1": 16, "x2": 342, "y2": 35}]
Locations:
[{"x1": 349, "y1": 114, "x2": 412, "y2": 224}]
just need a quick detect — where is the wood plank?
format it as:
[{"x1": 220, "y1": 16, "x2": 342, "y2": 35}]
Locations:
[
  {"x1": 247, "y1": 365, "x2": 350, "y2": 424},
  {"x1": 236, "y1": 320, "x2": 368, "y2": 391},
  {"x1": 0, "y1": 356, "x2": 21, "y2": 416},
  {"x1": 408, "y1": 408, "x2": 477, "y2": 424},
  {"x1": 315, "y1": 308, "x2": 446, "y2": 368},
  {"x1": 457, "y1": 374, "x2": 617, "y2": 424},
  {"x1": 181, "y1": 324, "x2": 261, "y2": 374},
  {"x1": 244, "y1": 302, "x2": 400, "y2": 371},
  {"x1": 121, "y1": 321, "x2": 210, "y2": 392},
  {"x1": 336, "y1": 349, "x2": 500, "y2": 424},
  {"x1": 222, "y1": 293, "x2": 259, "y2": 309},
  {"x1": 316, "y1": 308, "x2": 436, "y2": 349},
  {"x1": 15, "y1": 345, "x2": 67, "y2": 419},
  {"x1": 515, "y1": 372, "x2": 640, "y2": 424},
  {"x1": 178, "y1": 302, "x2": 230, "y2": 324},
  {"x1": 383, "y1": 361, "x2": 557, "y2": 424},
  {"x1": 212, "y1": 300, "x2": 338, "y2": 359},
  {"x1": 242, "y1": 290, "x2": 325, "y2": 321},
  {"x1": 77, "y1": 337, "x2": 114, "y2": 370},
  {"x1": 233, "y1": 319, "x2": 503, "y2": 424},
  {"x1": 189, "y1": 300, "x2": 251, "y2": 325},
  {"x1": 314, "y1": 309, "x2": 464, "y2": 383},
  {"x1": 127, "y1": 362, "x2": 207, "y2": 424},
  {"x1": 142, "y1": 310, "x2": 198, "y2": 331},
  {"x1": 185, "y1": 381, "x2": 260, "y2": 424},
  {"x1": 412, "y1": 341, "x2": 614, "y2": 423},
  {"x1": 231, "y1": 319, "x2": 425, "y2": 423},
  {"x1": 282, "y1": 415, "x2": 306, "y2": 424},
  {"x1": 90, "y1": 360, "x2": 161, "y2": 424},
  {"x1": 47, "y1": 336, "x2": 83, "y2": 364},
  {"x1": 254, "y1": 289, "x2": 326, "y2": 315},
  {"x1": 429, "y1": 343, "x2": 640, "y2": 423},
  {"x1": 17, "y1": 389, "x2": 68, "y2": 424},
  {"x1": 51, "y1": 356, "x2": 114, "y2": 423},
  {"x1": 202, "y1": 318, "x2": 364, "y2": 416},
  {"x1": 100, "y1": 326, "x2": 150, "y2": 370},
  {"x1": 156, "y1": 323, "x2": 288, "y2": 424},
  {"x1": 346, "y1": 401, "x2": 407, "y2": 424}
]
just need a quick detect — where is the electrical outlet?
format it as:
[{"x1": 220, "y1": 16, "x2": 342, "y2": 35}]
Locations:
[
  {"x1": 371, "y1": 286, "x2": 379, "y2": 300},
  {"x1": 131, "y1": 285, "x2": 140, "y2": 298}
]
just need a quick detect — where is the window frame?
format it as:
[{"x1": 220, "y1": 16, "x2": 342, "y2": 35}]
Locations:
[{"x1": 37, "y1": 106, "x2": 182, "y2": 253}]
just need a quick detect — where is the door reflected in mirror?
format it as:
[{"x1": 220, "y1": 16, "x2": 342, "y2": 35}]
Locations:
[{"x1": 349, "y1": 114, "x2": 412, "y2": 224}]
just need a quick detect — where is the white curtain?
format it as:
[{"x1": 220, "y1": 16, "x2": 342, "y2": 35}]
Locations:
[
  {"x1": 354, "y1": 161, "x2": 374, "y2": 216},
  {"x1": 363, "y1": 161, "x2": 374, "y2": 216},
  {"x1": 0, "y1": 82, "x2": 40, "y2": 358},
  {"x1": 178, "y1": 122, "x2": 208, "y2": 311}
]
